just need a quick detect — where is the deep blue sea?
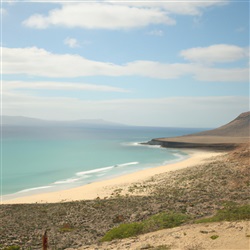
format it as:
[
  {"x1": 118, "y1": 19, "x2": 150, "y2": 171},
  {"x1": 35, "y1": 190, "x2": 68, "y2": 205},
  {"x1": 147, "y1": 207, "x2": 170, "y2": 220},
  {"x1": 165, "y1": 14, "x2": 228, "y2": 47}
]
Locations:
[{"x1": 1, "y1": 125, "x2": 203, "y2": 200}]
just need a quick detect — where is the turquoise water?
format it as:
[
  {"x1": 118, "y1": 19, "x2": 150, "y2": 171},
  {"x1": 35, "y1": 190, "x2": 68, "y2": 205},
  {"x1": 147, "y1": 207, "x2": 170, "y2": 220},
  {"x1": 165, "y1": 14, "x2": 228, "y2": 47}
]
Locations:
[{"x1": 1, "y1": 125, "x2": 202, "y2": 199}]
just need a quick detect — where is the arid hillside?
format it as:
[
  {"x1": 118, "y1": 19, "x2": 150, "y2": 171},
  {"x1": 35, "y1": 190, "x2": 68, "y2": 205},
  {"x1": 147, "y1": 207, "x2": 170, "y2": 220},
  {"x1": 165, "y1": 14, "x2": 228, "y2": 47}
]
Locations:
[
  {"x1": 193, "y1": 111, "x2": 250, "y2": 137},
  {"x1": 149, "y1": 112, "x2": 250, "y2": 150}
]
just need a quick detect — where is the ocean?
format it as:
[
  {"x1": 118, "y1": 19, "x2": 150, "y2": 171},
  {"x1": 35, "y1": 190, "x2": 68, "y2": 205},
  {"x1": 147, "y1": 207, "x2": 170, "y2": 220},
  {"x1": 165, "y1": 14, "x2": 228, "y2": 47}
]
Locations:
[{"x1": 1, "y1": 125, "x2": 203, "y2": 200}]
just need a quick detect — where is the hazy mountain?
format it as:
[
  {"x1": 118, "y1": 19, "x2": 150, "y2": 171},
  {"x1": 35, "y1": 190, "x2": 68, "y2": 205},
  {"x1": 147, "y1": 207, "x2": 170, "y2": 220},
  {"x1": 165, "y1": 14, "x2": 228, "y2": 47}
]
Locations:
[{"x1": 1, "y1": 116, "x2": 127, "y2": 128}]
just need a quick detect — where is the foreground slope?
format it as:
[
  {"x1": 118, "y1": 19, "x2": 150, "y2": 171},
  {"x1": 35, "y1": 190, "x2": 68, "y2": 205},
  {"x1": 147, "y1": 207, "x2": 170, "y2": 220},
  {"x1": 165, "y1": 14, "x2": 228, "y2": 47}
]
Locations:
[{"x1": 73, "y1": 221, "x2": 249, "y2": 250}]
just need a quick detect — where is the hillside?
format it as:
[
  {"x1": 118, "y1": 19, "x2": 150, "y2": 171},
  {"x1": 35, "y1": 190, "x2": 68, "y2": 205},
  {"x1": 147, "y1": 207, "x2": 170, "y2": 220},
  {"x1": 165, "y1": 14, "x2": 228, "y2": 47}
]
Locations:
[
  {"x1": 193, "y1": 111, "x2": 250, "y2": 137},
  {"x1": 148, "y1": 111, "x2": 250, "y2": 150}
]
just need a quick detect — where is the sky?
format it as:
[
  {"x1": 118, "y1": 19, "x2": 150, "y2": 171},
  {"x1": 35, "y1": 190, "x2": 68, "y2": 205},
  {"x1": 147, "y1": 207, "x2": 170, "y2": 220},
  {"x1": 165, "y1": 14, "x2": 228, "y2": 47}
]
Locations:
[{"x1": 1, "y1": 0, "x2": 249, "y2": 127}]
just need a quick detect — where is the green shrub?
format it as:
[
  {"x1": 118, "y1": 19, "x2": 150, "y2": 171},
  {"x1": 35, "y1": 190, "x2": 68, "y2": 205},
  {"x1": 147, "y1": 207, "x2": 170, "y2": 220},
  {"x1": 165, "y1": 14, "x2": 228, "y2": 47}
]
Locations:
[
  {"x1": 142, "y1": 212, "x2": 189, "y2": 233},
  {"x1": 3, "y1": 246, "x2": 20, "y2": 250},
  {"x1": 210, "y1": 235, "x2": 219, "y2": 240},
  {"x1": 101, "y1": 222, "x2": 143, "y2": 241},
  {"x1": 101, "y1": 212, "x2": 189, "y2": 242},
  {"x1": 196, "y1": 204, "x2": 250, "y2": 223}
]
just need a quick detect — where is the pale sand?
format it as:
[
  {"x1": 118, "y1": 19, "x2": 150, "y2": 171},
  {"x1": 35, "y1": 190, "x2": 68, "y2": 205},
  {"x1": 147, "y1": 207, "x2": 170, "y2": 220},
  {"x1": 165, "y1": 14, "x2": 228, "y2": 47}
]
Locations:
[{"x1": 1, "y1": 150, "x2": 223, "y2": 204}]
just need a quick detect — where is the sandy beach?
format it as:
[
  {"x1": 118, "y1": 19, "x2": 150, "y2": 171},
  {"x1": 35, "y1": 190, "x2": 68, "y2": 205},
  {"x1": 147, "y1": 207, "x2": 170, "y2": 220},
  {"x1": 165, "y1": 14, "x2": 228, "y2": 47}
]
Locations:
[{"x1": 2, "y1": 149, "x2": 222, "y2": 204}]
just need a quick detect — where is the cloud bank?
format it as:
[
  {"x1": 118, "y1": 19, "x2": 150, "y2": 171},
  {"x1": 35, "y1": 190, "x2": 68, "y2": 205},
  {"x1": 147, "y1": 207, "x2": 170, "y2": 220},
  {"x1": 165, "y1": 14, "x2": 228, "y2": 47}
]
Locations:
[
  {"x1": 3, "y1": 81, "x2": 129, "y2": 93},
  {"x1": 23, "y1": 3, "x2": 175, "y2": 30},
  {"x1": 180, "y1": 44, "x2": 249, "y2": 65},
  {"x1": 2, "y1": 44, "x2": 248, "y2": 82},
  {"x1": 22, "y1": 1, "x2": 228, "y2": 30}
]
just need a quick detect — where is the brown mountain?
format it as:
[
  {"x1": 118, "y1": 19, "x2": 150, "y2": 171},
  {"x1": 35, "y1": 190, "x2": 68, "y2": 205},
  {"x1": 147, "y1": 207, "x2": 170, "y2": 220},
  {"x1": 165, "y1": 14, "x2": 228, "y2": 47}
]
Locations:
[
  {"x1": 193, "y1": 111, "x2": 250, "y2": 137},
  {"x1": 149, "y1": 111, "x2": 250, "y2": 150}
]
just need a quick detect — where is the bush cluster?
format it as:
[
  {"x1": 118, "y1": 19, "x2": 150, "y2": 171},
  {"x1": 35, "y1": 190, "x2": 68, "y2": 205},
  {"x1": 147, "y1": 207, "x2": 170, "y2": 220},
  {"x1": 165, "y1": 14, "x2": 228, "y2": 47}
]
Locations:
[
  {"x1": 102, "y1": 204, "x2": 250, "y2": 242},
  {"x1": 101, "y1": 212, "x2": 189, "y2": 241},
  {"x1": 196, "y1": 204, "x2": 250, "y2": 223}
]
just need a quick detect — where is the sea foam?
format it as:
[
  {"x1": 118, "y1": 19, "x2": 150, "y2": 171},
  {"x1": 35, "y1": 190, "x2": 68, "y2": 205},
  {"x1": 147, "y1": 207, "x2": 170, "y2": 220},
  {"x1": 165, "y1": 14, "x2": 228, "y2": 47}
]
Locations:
[{"x1": 17, "y1": 185, "x2": 53, "y2": 193}]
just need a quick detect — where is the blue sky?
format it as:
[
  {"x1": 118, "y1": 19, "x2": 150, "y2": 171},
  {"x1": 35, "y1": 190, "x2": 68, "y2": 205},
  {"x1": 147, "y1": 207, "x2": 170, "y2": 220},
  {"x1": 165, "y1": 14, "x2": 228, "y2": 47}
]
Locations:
[{"x1": 1, "y1": 0, "x2": 249, "y2": 127}]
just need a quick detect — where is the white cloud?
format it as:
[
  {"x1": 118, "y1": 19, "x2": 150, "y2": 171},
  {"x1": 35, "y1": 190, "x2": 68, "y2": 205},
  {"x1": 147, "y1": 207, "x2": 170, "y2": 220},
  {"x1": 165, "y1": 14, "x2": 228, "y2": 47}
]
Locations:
[
  {"x1": 114, "y1": 0, "x2": 228, "y2": 16},
  {"x1": 22, "y1": 1, "x2": 228, "y2": 30},
  {"x1": 2, "y1": 47, "x2": 123, "y2": 77},
  {"x1": 23, "y1": 3, "x2": 175, "y2": 30},
  {"x1": 2, "y1": 46, "x2": 248, "y2": 82},
  {"x1": 180, "y1": 44, "x2": 249, "y2": 65},
  {"x1": 124, "y1": 61, "x2": 196, "y2": 79},
  {"x1": 64, "y1": 37, "x2": 80, "y2": 48},
  {"x1": 3, "y1": 80, "x2": 129, "y2": 93}
]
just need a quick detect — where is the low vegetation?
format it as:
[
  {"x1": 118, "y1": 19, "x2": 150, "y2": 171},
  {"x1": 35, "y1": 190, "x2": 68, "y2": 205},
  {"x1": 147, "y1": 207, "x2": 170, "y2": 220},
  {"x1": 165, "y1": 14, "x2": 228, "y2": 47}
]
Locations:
[
  {"x1": 124, "y1": 244, "x2": 171, "y2": 250},
  {"x1": 142, "y1": 212, "x2": 189, "y2": 233},
  {"x1": 101, "y1": 203, "x2": 250, "y2": 242},
  {"x1": 210, "y1": 235, "x2": 219, "y2": 240},
  {"x1": 101, "y1": 212, "x2": 189, "y2": 241},
  {"x1": 196, "y1": 204, "x2": 250, "y2": 223},
  {"x1": 2, "y1": 246, "x2": 20, "y2": 250},
  {"x1": 101, "y1": 222, "x2": 143, "y2": 241}
]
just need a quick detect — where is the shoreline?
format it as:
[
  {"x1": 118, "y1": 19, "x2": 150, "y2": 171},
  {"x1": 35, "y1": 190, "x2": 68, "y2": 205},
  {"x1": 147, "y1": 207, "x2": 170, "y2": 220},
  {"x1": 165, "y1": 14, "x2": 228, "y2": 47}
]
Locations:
[{"x1": 1, "y1": 149, "x2": 223, "y2": 204}]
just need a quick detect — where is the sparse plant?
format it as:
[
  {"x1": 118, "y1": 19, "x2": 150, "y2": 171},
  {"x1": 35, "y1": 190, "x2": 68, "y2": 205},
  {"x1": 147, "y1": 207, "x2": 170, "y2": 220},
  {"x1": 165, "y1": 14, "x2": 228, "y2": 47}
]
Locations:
[
  {"x1": 101, "y1": 222, "x2": 143, "y2": 241},
  {"x1": 210, "y1": 235, "x2": 219, "y2": 240},
  {"x1": 101, "y1": 212, "x2": 189, "y2": 242},
  {"x1": 196, "y1": 204, "x2": 250, "y2": 223},
  {"x1": 3, "y1": 246, "x2": 20, "y2": 250},
  {"x1": 142, "y1": 212, "x2": 189, "y2": 233}
]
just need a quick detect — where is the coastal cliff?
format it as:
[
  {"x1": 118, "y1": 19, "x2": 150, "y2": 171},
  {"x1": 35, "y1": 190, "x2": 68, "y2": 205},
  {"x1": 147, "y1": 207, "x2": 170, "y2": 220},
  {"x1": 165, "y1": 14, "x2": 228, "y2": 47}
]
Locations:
[{"x1": 147, "y1": 139, "x2": 238, "y2": 151}]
